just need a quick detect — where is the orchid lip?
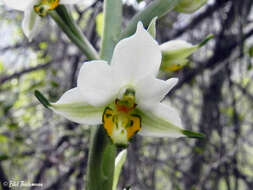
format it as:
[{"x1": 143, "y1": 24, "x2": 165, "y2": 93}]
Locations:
[{"x1": 103, "y1": 88, "x2": 141, "y2": 146}]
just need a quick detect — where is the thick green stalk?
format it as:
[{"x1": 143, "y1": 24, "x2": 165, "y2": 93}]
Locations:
[
  {"x1": 86, "y1": 1, "x2": 122, "y2": 190},
  {"x1": 120, "y1": 0, "x2": 180, "y2": 39},
  {"x1": 86, "y1": 126, "x2": 116, "y2": 190},
  {"x1": 100, "y1": 0, "x2": 122, "y2": 61},
  {"x1": 49, "y1": 9, "x2": 99, "y2": 60}
]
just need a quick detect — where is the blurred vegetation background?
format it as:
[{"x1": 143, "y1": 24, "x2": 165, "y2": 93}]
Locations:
[{"x1": 0, "y1": 0, "x2": 253, "y2": 189}]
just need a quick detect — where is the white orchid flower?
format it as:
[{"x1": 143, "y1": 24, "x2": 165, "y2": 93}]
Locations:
[
  {"x1": 36, "y1": 22, "x2": 203, "y2": 146},
  {"x1": 2, "y1": 0, "x2": 93, "y2": 41}
]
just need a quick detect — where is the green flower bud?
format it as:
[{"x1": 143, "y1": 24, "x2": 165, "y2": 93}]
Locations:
[
  {"x1": 160, "y1": 35, "x2": 213, "y2": 72},
  {"x1": 174, "y1": 0, "x2": 208, "y2": 13}
]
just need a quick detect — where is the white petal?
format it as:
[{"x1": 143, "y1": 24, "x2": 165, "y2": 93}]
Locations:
[
  {"x1": 135, "y1": 75, "x2": 178, "y2": 110},
  {"x1": 111, "y1": 22, "x2": 161, "y2": 84},
  {"x1": 77, "y1": 60, "x2": 120, "y2": 106},
  {"x1": 22, "y1": 6, "x2": 43, "y2": 41},
  {"x1": 138, "y1": 103, "x2": 184, "y2": 138},
  {"x1": 51, "y1": 88, "x2": 104, "y2": 125},
  {"x1": 2, "y1": 0, "x2": 34, "y2": 11}
]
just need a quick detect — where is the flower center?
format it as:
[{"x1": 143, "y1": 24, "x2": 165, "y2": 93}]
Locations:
[
  {"x1": 102, "y1": 88, "x2": 141, "y2": 146},
  {"x1": 34, "y1": 0, "x2": 59, "y2": 17}
]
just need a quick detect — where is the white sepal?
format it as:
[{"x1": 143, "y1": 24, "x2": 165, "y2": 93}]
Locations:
[
  {"x1": 111, "y1": 22, "x2": 161, "y2": 83},
  {"x1": 137, "y1": 103, "x2": 184, "y2": 138},
  {"x1": 51, "y1": 88, "x2": 104, "y2": 125},
  {"x1": 135, "y1": 74, "x2": 178, "y2": 110}
]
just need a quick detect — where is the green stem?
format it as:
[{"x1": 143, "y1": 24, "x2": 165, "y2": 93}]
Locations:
[
  {"x1": 49, "y1": 8, "x2": 99, "y2": 60},
  {"x1": 120, "y1": 0, "x2": 180, "y2": 39},
  {"x1": 86, "y1": 1, "x2": 122, "y2": 190},
  {"x1": 86, "y1": 126, "x2": 116, "y2": 190},
  {"x1": 100, "y1": 0, "x2": 122, "y2": 61}
]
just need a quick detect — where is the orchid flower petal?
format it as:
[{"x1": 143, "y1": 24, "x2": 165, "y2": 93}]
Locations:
[
  {"x1": 111, "y1": 22, "x2": 161, "y2": 83},
  {"x1": 2, "y1": 0, "x2": 34, "y2": 11},
  {"x1": 136, "y1": 75, "x2": 178, "y2": 110},
  {"x1": 22, "y1": 5, "x2": 43, "y2": 41},
  {"x1": 137, "y1": 103, "x2": 184, "y2": 138},
  {"x1": 51, "y1": 88, "x2": 104, "y2": 125},
  {"x1": 77, "y1": 60, "x2": 120, "y2": 107}
]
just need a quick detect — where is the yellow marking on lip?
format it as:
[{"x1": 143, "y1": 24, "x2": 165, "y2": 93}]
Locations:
[
  {"x1": 102, "y1": 107, "x2": 141, "y2": 145},
  {"x1": 126, "y1": 114, "x2": 141, "y2": 140},
  {"x1": 34, "y1": 0, "x2": 60, "y2": 17},
  {"x1": 102, "y1": 88, "x2": 141, "y2": 145},
  {"x1": 103, "y1": 107, "x2": 114, "y2": 137}
]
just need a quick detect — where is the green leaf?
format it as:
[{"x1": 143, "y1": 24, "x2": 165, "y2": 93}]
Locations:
[
  {"x1": 147, "y1": 17, "x2": 157, "y2": 38},
  {"x1": 100, "y1": 0, "x2": 122, "y2": 61},
  {"x1": 113, "y1": 149, "x2": 127, "y2": 190},
  {"x1": 50, "y1": 6, "x2": 99, "y2": 60},
  {"x1": 34, "y1": 90, "x2": 51, "y2": 108},
  {"x1": 182, "y1": 129, "x2": 206, "y2": 139}
]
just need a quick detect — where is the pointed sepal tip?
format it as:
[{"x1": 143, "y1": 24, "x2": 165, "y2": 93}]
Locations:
[
  {"x1": 182, "y1": 129, "x2": 206, "y2": 139},
  {"x1": 34, "y1": 90, "x2": 51, "y2": 109},
  {"x1": 198, "y1": 34, "x2": 214, "y2": 48}
]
